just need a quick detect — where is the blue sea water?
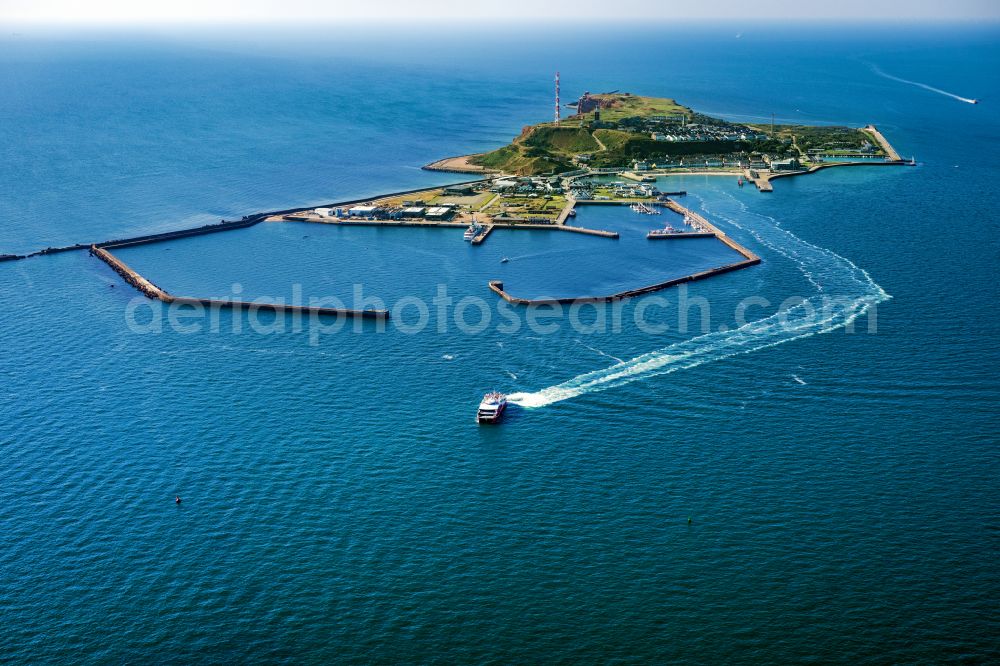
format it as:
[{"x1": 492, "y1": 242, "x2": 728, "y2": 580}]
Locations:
[{"x1": 1, "y1": 23, "x2": 999, "y2": 663}]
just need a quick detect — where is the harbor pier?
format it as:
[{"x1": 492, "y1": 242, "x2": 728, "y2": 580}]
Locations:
[
  {"x1": 863, "y1": 125, "x2": 902, "y2": 162},
  {"x1": 487, "y1": 198, "x2": 759, "y2": 305},
  {"x1": 647, "y1": 231, "x2": 716, "y2": 240}
]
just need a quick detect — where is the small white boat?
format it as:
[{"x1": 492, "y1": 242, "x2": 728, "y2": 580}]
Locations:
[{"x1": 477, "y1": 392, "x2": 508, "y2": 424}]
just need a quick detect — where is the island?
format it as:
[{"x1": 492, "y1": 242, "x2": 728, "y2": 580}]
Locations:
[
  {"x1": 425, "y1": 92, "x2": 909, "y2": 191},
  {"x1": 8, "y1": 91, "x2": 911, "y2": 316}
]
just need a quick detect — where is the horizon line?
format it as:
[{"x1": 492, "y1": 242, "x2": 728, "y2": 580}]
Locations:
[{"x1": 5, "y1": 17, "x2": 1000, "y2": 27}]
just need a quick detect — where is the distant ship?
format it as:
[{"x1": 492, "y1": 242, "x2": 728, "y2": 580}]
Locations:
[
  {"x1": 500, "y1": 256, "x2": 510, "y2": 263},
  {"x1": 477, "y1": 392, "x2": 507, "y2": 424}
]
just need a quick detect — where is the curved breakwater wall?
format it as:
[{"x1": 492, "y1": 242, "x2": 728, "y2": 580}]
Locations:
[
  {"x1": 487, "y1": 199, "x2": 760, "y2": 305},
  {"x1": 20, "y1": 178, "x2": 752, "y2": 319},
  {"x1": 489, "y1": 258, "x2": 758, "y2": 306},
  {"x1": 90, "y1": 245, "x2": 387, "y2": 319}
]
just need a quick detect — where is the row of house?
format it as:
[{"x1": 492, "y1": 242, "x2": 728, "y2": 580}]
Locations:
[
  {"x1": 627, "y1": 156, "x2": 801, "y2": 172},
  {"x1": 650, "y1": 129, "x2": 768, "y2": 143}
]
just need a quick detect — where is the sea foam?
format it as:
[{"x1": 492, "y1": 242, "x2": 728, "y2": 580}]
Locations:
[{"x1": 509, "y1": 193, "x2": 890, "y2": 408}]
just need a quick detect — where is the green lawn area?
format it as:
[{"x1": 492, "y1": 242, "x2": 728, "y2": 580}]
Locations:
[
  {"x1": 484, "y1": 193, "x2": 567, "y2": 219},
  {"x1": 376, "y1": 188, "x2": 442, "y2": 207},
  {"x1": 576, "y1": 94, "x2": 690, "y2": 123},
  {"x1": 592, "y1": 129, "x2": 633, "y2": 151},
  {"x1": 750, "y1": 124, "x2": 884, "y2": 155},
  {"x1": 585, "y1": 184, "x2": 657, "y2": 202},
  {"x1": 474, "y1": 192, "x2": 497, "y2": 210}
]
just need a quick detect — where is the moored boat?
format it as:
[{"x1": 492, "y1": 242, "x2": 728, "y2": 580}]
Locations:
[
  {"x1": 477, "y1": 392, "x2": 507, "y2": 424},
  {"x1": 648, "y1": 224, "x2": 679, "y2": 237}
]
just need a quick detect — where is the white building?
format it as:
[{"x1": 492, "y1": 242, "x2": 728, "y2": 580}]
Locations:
[{"x1": 425, "y1": 206, "x2": 452, "y2": 219}]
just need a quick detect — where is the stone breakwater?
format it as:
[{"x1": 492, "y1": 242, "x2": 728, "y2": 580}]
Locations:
[
  {"x1": 488, "y1": 198, "x2": 760, "y2": 305},
  {"x1": 90, "y1": 245, "x2": 388, "y2": 320}
]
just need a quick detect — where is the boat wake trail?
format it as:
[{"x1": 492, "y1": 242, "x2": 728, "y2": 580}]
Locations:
[
  {"x1": 869, "y1": 63, "x2": 978, "y2": 104},
  {"x1": 507, "y1": 194, "x2": 890, "y2": 408}
]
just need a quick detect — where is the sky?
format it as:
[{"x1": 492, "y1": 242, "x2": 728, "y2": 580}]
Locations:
[{"x1": 2, "y1": 0, "x2": 999, "y2": 24}]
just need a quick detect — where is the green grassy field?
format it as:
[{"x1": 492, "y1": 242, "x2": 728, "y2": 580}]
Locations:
[
  {"x1": 482, "y1": 193, "x2": 568, "y2": 219},
  {"x1": 467, "y1": 93, "x2": 870, "y2": 175},
  {"x1": 750, "y1": 124, "x2": 883, "y2": 155},
  {"x1": 576, "y1": 93, "x2": 689, "y2": 123},
  {"x1": 469, "y1": 94, "x2": 694, "y2": 175}
]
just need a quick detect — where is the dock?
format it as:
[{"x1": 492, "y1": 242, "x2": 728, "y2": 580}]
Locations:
[
  {"x1": 863, "y1": 125, "x2": 902, "y2": 162},
  {"x1": 745, "y1": 169, "x2": 774, "y2": 192},
  {"x1": 554, "y1": 201, "x2": 576, "y2": 225},
  {"x1": 660, "y1": 199, "x2": 761, "y2": 263},
  {"x1": 469, "y1": 224, "x2": 493, "y2": 245},
  {"x1": 631, "y1": 202, "x2": 660, "y2": 215},
  {"x1": 647, "y1": 231, "x2": 716, "y2": 240},
  {"x1": 620, "y1": 171, "x2": 657, "y2": 183},
  {"x1": 282, "y1": 212, "x2": 619, "y2": 240}
]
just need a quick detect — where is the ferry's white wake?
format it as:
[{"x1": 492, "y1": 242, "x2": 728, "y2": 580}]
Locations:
[
  {"x1": 507, "y1": 195, "x2": 890, "y2": 408},
  {"x1": 870, "y1": 64, "x2": 977, "y2": 104}
]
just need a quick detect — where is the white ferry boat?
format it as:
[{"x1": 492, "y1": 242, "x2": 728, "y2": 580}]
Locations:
[
  {"x1": 648, "y1": 224, "x2": 679, "y2": 237},
  {"x1": 477, "y1": 392, "x2": 507, "y2": 424},
  {"x1": 464, "y1": 214, "x2": 482, "y2": 241}
]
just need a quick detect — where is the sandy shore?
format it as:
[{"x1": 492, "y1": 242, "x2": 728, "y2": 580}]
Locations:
[{"x1": 422, "y1": 154, "x2": 493, "y2": 173}]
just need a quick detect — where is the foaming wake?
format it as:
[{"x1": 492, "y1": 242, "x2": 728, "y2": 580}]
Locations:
[
  {"x1": 870, "y1": 64, "x2": 978, "y2": 105},
  {"x1": 508, "y1": 194, "x2": 890, "y2": 408}
]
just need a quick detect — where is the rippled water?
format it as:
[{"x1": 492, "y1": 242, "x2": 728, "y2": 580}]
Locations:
[{"x1": 2, "y1": 24, "x2": 999, "y2": 664}]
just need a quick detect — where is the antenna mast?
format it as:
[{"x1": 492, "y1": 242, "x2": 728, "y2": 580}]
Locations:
[{"x1": 555, "y1": 72, "x2": 561, "y2": 125}]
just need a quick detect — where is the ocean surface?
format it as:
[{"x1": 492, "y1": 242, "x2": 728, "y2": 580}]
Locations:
[{"x1": 2, "y1": 23, "x2": 999, "y2": 664}]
